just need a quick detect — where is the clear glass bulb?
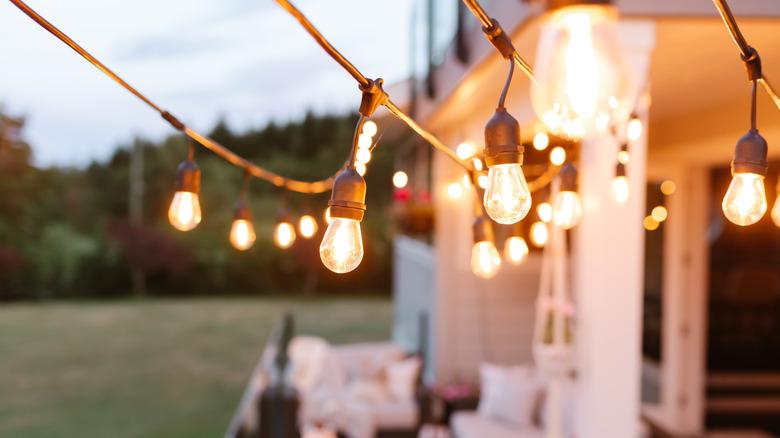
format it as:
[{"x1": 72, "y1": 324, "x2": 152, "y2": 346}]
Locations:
[
  {"x1": 532, "y1": 5, "x2": 632, "y2": 139},
  {"x1": 298, "y1": 215, "x2": 318, "y2": 239},
  {"x1": 229, "y1": 219, "x2": 256, "y2": 251},
  {"x1": 537, "y1": 202, "x2": 553, "y2": 223},
  {"x1": 771, "y1": 195, "x2": 780, "y2": 227},
  {"x1": 611, "y1": 175, "x2": 629, "y2": 203},
  {"x1": 721, "y1": 172, "x2": 767, "y2": 226},
  {"x1": 471, "y1": 240, "x2": 501, "y2": 279},
  {"x1": 530, "y1": 222, "x2": 549, "y2": 247},
  {"x1": 483, "y1": 163, "x2": 532, "y2": 224},
  {"x1": 274, "y1": 221, "x2": 296, "y2": 249},
  {"x1": 553, "y1": 190, "x2": 583, "y2": 229},
  {"x1": 504, "y1": 236, "x2": 529, "y2": 266},
  {"x1": 319, "y1": 218, "x2": 364, "y2": 273},
  {"x1": 168, "y1": 191, "x2": 201, "y2": 231}
]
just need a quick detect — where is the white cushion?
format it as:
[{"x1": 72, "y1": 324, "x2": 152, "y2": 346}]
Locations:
[
  {"x1": 452, "y1": 411, "x2": 543, "y2": 438},
  {"x1": 371, "y1": 400, "x2": 419, "y2": 429},
  {"x1": 478, "y1": 364, "x2": 542, "y2": 428},
  {"x1": 385, "y1": 357, "x2": 421, "y2": 402},
  {"x1": 333, "y1": 342, "x2": 406, "y2": 380}
]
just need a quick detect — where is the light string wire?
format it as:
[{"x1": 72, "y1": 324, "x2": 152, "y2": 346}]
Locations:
[
  {"x1": 8, "y1": 0, "x2": 338, "y2": 194},
  {"x1": 711, "y1": 0, "x2": 780, "y2": 111}
]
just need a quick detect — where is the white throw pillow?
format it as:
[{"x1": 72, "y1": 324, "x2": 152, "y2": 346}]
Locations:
[
  {"x1": 385, "y1": 357, "x2": 421, "y2": 402},
  {"x1": 478, "y1": 363, "x2": 541, "y2": 428}
]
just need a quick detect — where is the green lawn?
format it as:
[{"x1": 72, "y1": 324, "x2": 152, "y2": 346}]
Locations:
[{"x1": 0, "y1": 297, "x2": 393, "y2": 438}]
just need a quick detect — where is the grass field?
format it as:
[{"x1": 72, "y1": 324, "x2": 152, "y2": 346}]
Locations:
[{"x1": 0, "y1": 297, "x2": 392, "y2": 438}]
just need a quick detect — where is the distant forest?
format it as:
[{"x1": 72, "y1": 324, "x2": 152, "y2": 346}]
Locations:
[{"x1": 0, "y1": 110, "x2": 404, "y2": 299}]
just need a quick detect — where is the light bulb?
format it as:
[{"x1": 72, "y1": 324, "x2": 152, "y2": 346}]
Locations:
[
  {"x1": 324, "y1": 207, "x2": 333, "y2": 225},
  {"x1": 660, "y1": 180, "x2": 676, "y2": 196},
  {"x1": 627, "y1": 116, "x2": 643, "y2": 141},
  {"x1": 504, "y1": 236, "x2": 529, "y2": 266},
  {"x1": 298, "y1": 215, "x2": 318, "y2": 239},
  {"x1": 356, "y1": 148, "x2": 371, "y2": 164},
  {"x1": 462, "y1": 174, "x2": 472, "y2": 189},
  {"x1": 537, "y1": 202, "x2": 553, "y2": 223},
  {"x1": 533, "y1": 132, "x2": 550, "y2": 151},
  {"x1": 319, "y1": 218, "x2": 364, "y2": 273},
  {"x1": 617, "y1": 150, "x2": 630, "y2": 164},
  {"x1": 471, "y1": 240, "x2": 501, "y2": 279},
  {"x1": 229, "y1": 219, "x2": 256, "y2": 250},
  {"x1": 357, "y1": 134, "x2": 373, "y2": 150},
  {"x1": 532, "y1": 5, "x2": 632, "y2": 139},
  {"x1": 550, "y1": 147, "x2": 567, "y2": 166},
  {"x1": 355, "y1": 162, "x2": 367, "y2": 176},
  {"x1": 721, "y1": 172, "x2": 767, "y2": 226},
  {"x1": 393, "y1": 171, "x2": 409, "y2": 188},
  {"x1": 483, "y1": 163, "x2": 532, "y2": 224},
  {"x1": 651, "y1": 206, "x2": 668, "y2": 223},
  {"x1": 456, "y1": 142, "x2": 477, "y2": 160},
  {"x1": 553, "y1": 190, "x2": 583, "y2": 229},
  {"x1": 477, "y1": 175, "x2": 488, "y2": 189},
  {"x1": 362, "y1": 120, "x2": 378, "y2": 137},
  {"x1": 771, "y1": 195, "x2": 780, "y2": 227},
  {"x1": 472, "y1": 158, "x2": 483, "y2": 171},
  {"x1": 530, "y1": 221, "x2": 549, "y2": 247},
  {"x1": 274, "y1": 221, "x2": 296, "y2": 249},
  {"x1": 611, "y1": 175, "x2": 629, "y2": 203},
  {"x1": 447, "y1": 182, "x2": 464, "y2": 199},
  {"x1": 168, "y1": 191, "x2": 201, "y2": 231},
  {"x1": 643, "y1": 215, "x2": 659, "y2": 231}
]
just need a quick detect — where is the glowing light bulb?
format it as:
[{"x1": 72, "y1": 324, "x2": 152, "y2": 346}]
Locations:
[
  {"x1": 472, "y1": 158, "x2": 484, "y2": 171},
  {"x1": 357, "y1": 134, "x2": 373, "y2": 150},
  {"x1": 471, "y1": 240, "x2": 501, "y2": 279},
  {"x1": 771, "y1": 195, "x2": 780, "y2": 227},
  {"x1": 660, "y1": 180, "x2": 676, "y2": 196},
  {"x1": 324, "y1": 207, "x2": 333, "y2": 225},
  {"x1": 721, "y1": 172, "x2": 767, "y2": 226},
  {"x1": 550, "y1": 147, "x2": 566, "y2": 166},
  {"x1": 643, "y1": 216, "x2": 659, "y2": 231},
  {"x1": 274, "y1": 221, "x2": 296, "y2": 249},
  {"x1": 356, "y1": 148, "x2": 372, "y2": 164},
  {"x1": 319, "y1": 218, "x2": 363, "y2": 273},
  {"x1": 483, "y1": 164, "x2": 532, "y2": 224},
  {"x1": 537, "y1": 202, "x2": 553, "y2": 223},
  {"x1": 447, "y1": 182, "x2": 464, "y2": 199},
  {"x1": 229, "y1": 219, "x2": 256, "y2": 251},
  {"x1": 530, "y1": 222, "x2": 549, "y2": 247},
  {"x1": 617, "y1": 150, "x2": 630, "y2": 165},
  {"x1": 298, "y1": 215, "x2": 318, "y2": 239},
  {"x1": 462, "y1": 174, "x2": 472, "y2": 189},
  {"x1": 651, "y1": 206, "x2": 668, "y2": 223},
  {"x1": 168, "y1": 192, "x2": 201, "y2": 231},
  {"x1": 532, "y1": 5, "x2": 632, "y2": 139},
  {"x1": 504, "y1": 236, "x2": 529, "y2": 266},
  {"x1": 611, "y1": 175, "x2": 629, "y2": 203},
  {"x1": 533, "y1": 132, "x2": 550, "y2": 151},
  {"x1": 477, "y1": 175, "x2": 488, "y2": 189},
  {"x1": 393, "y1": 171, "x2": 409, "y2": 188},
  {"x1": 627, "y1": 116, "x2": 643, "y2": 141},
  {"x1": 457, "y1": 142, "x2": 477, "y2": 160},
  {"x1": 355, "y1": 162, "x2": 367, "y2": 176},
  {"x1": 553, "y1": 191, "x2": 583, "y2": 229},
  {"x1": 362, "y1": 120, "x2": 378, "y2": 137}
]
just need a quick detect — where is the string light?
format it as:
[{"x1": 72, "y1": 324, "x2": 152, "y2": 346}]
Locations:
[
  {"x1": 298, "y1": 214, "x2": 319, "y2": 239},
  {"x1": 472, "y1": 158, "x2": 484, "y2": 171},
  {"x1": 355, "y1": 162, "x2": 367, "y2": 176},
  {"x1": 477, "y1": 175, "x2": 489, "y2": 189},
  {"x1": 626, "y1": 113, "x2": 643, "y2": 141},
  {"x1": 537, "y1": 202, "x2": 554, "y2": 223},
  {"x1": 533, "y1": 132, "x2": 550, "y2": 151},
  {"x1": 358, "y1": 134, "x2": 373, "y2": 150},
  {"x1": 356, "y1": 148, "x2": 372, "y2": 164},
  {"x1": 471, "y1": 217, "x2": 501, "y2": 279},
  {"x1": 552, "y1": 163, "x2": 583, "y2": 229},
  {"x1": 462, "y1": 174, "x2": 472, "y2": 189},
  {"x1": 643, "y1": 215, "x2": 660, "y2": 231},
  {"x1": 320, "y1": 164, "x2": 366, "y2": 274},
  {"x1": 230, "y1": 201, "x2": 256, "y2": 251},
  {"x1": 771, "y1": 180, "x2": 780, "y2": 227},
  {"x1": 504, "y1": 223, "x2": 529, "y2": 266},
  {"x1": 532, "y1": 0, "x2": 632, "y2": 139},
  {"x1": 651, "y1": 206, "x2": 668, "y2": 222},
  {"x1": 447, "y1": 182, "x2": 464, "y2": 199},
  {"x1": 392, "y1": 171, "x2": 409, "y2": 189},
  {"x1": 362, "y1": 120, "x2": 378, "y2": 137},
  {"x1": 617, "y1": 143, "x2": 630, "y2": 165},
  {"x1": 481, "y1": 60, "x2": 533, "y2": 225},
  {"x1": 323, "y1": 207, "x2": 333, "y2": 225},
  {"x1": 611, "y1": 163, "x2": 629, "y2": 203},
  {"x1": 660, "y1": 180, "x2": 677, "y2": 196},
  {"x1": 456, "y1": 142, "x2": 477, "y2": 160},
  {"x1": 274, "y1": 219, "x2": 297, "y2": 249},
  {"x1": 530, "y1": 221, "x2": 549, "y2": 247},
  {"x1": 550, "y1": 147, "x2": 567, "y2": 166},
  {"x1": 168, "y1": 145, "x2": 202, "y2": 232}
]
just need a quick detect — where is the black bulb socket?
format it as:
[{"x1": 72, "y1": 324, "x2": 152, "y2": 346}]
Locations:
[
  {"x1": 175, "y1": 160, "x2": 201, "y2": 193},
  {"x1": 484, "y1": 108, "x2": 523, "y2": 168},
  {"x1": 731, "y1": 130, "x2": 768, "y2": 176}
]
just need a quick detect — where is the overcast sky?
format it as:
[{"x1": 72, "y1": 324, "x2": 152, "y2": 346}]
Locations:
[{"x1": 0, "y1": 0, "x2": 415, "y2": 167}]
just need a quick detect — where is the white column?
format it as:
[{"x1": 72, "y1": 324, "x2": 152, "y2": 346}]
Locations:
[{"x1": 572, "y1": 21, "x2": 655, "y2": 438}]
